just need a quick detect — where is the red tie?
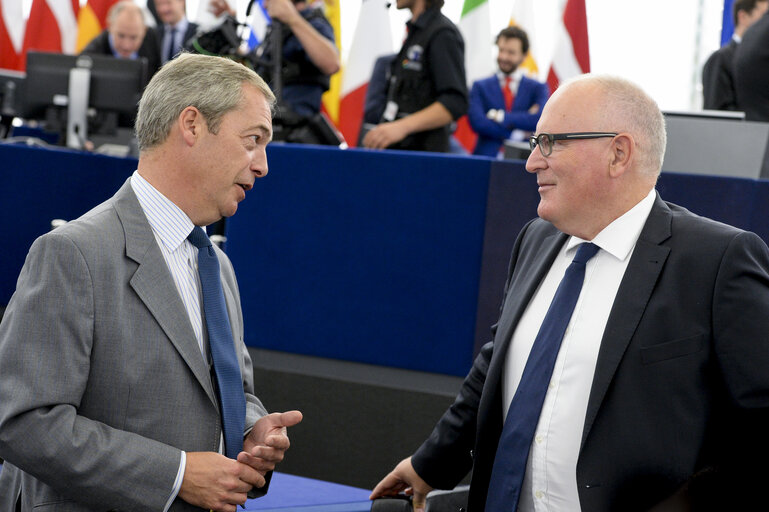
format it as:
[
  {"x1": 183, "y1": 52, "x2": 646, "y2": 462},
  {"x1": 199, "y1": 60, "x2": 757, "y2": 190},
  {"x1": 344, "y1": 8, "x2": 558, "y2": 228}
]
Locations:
[{"x1": 503, "y1": 75, "x2": 514, "y2": 111}]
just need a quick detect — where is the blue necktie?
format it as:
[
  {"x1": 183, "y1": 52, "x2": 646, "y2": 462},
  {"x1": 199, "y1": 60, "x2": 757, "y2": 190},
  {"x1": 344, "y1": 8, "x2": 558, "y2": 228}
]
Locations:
[
  {"x1": 188, "y1": 226, "x2": 246, "y2": 459},
  {"x1": 485, "y1": 242, "x2": 600, "y2": 512},
  {"x1": 166, "y1": 27, "x2": 178, "y2": 63}
]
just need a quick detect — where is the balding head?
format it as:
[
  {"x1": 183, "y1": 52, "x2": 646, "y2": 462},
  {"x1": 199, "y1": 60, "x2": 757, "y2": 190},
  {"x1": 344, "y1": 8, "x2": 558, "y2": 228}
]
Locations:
[
  {"x1": 525, "y1": 74, "x2": 666, "y2": 239},
  {"x1": 107, "y1": 1, "x2": 147, "y2": 58},
  {"x1": 557, "y1": 74, "x2": 667, "y2": 177}
]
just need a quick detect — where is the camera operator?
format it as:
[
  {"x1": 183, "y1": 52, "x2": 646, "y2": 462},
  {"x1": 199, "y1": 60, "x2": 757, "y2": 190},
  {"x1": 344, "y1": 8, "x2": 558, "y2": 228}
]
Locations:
[{"x1": 253, "y1": 0, "x2": 340, "y2": 117}]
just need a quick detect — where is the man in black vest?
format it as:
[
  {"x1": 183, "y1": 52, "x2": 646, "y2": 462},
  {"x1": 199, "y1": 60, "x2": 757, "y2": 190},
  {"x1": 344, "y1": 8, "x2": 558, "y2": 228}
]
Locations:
[{"x1": 362, "y1": 0, "x2": 467, "y2": 153}]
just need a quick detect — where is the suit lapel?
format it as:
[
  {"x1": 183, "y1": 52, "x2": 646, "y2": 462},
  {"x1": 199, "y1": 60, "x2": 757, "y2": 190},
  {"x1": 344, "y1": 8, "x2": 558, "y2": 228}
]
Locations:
[
  {"x1": 483, "y1": 230, "x2": 568, "y2": 411},
  {"x1": 112, "y1": 180, "x2": 218, "y2": 407},
  {"x1": 580, "y1": 195, "x2": 672, "y2": 447}
]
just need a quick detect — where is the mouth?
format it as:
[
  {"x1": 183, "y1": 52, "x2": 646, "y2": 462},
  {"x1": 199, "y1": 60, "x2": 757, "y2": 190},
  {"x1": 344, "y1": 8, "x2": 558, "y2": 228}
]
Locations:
[{"x1": 537, "y1": 182, "x2": 554, "y2": 192}]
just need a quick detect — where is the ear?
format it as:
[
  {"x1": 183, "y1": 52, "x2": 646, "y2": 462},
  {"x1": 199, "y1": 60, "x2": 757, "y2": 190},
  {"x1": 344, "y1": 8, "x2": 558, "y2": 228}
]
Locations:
[
  {"x1": 608, "y1": 133, "x2": 634, "y2": 178},
  {"x1": 179, "y1": 106, "x2": 205, "y2": 147}
]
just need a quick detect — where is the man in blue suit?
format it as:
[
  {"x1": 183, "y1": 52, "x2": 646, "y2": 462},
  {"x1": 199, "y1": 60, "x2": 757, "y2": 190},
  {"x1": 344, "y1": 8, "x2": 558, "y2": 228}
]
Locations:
[{"x1": 468, "y1": 26, "x2": 549, "y2": 157}]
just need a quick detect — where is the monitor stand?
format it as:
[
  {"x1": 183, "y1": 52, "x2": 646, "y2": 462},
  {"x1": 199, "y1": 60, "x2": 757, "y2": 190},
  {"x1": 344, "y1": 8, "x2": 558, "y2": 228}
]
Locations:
[{"x1": 66, "y1": 67, "x2": 90, "y2": 150}]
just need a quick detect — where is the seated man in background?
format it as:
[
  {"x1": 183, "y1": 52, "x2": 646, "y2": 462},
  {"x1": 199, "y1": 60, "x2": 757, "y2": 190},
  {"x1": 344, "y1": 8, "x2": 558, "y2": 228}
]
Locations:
[
  {"x1": 468, "y1": 26, "x2": 549, "y2": 158},
  {"x1": 253, "y1": 0, "x2": 340, "y2": 117},
  {"x1": 152, "y1": 0, "x2": 199, "y2": 65},
  {"x1": 362, "y1": 0, "x2": 467, "y2": 153},
  {"x1": 702, "y1": 0, "x2": 768, "y2": 111},
  {"x1": 81, "y1": 0, "x2": 161, "y2": 77}
]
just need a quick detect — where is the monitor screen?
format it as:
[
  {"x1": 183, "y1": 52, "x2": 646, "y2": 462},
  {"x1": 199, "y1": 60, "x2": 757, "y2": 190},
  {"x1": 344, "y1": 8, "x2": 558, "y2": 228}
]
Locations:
[{"x1": 21, "y1": 51, "x2": 149, "y2": 142}]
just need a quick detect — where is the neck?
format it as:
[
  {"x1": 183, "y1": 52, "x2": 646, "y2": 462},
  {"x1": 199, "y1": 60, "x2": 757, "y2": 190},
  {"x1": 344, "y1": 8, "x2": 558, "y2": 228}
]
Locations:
[{"x1": 410, "y1": 0, "x2": 426, "y2": 20}]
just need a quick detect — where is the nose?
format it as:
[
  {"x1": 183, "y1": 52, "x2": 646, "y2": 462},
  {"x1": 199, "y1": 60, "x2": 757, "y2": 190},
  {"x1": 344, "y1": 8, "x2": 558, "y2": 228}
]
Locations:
[
  {"x1": 252, "y1": 149, "x2": 268, "y2": 178},
  {"x1": 525, "y1": 143, "x2": 544, "y2": 174}
]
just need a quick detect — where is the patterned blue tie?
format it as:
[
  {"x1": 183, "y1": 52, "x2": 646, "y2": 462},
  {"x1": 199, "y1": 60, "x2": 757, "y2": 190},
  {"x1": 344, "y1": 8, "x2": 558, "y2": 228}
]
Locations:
[
  {"x1": 485, "y1": 242, "x2": 600, "y2": 512},
  {"x1": 188, "y1": 226, "x2": 246, "y2": 459}
]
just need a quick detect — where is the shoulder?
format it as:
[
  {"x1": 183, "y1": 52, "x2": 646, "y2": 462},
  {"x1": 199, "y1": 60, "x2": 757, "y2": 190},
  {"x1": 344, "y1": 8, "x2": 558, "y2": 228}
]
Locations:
[
  {"x1": 471, "y1": 76, "x2": 496, "y2": 91},
  {"x1": 659, "y1": 200, "x2": 767, "y2": 260},
  {"x1": 81, "y1": 30, "x2": 110, "y2": 54}
]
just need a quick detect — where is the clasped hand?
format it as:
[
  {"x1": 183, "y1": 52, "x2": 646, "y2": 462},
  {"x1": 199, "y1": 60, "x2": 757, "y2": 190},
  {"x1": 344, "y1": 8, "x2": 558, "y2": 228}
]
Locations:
[{"x1": 179, "y1": 410, "x2": 303, "y2": 512}]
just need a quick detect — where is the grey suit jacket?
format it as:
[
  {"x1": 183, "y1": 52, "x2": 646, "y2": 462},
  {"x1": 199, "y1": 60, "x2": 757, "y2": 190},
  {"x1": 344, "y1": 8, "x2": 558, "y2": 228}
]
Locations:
[{"x1": 0, "y1": 179, "x2": 267, "y2": 511}]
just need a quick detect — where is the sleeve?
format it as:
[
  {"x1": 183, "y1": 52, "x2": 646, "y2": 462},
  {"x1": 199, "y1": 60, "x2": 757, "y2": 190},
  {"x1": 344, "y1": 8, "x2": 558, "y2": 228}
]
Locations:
[
  {"x1": 428, "y1": 27, "x2": 468, "y2": 120},
  {"x1": 713, "y1": 230, "x2": 769, "y2": 406},
  {"x1": 410, "y1": 219, "x2": 538, "y2": 489},
  {"x1": 411, "y1": 341, "x2": 492, "y2": 489},
  {"x1": 702, "y1": 49, "x2": 737, "y2": 111},
  {"x1": 467, "y1": 80, "x2": 512, "y2": 140},
  {"x1": 0, "y1": 233, "x2": 183, "y2": 511}
]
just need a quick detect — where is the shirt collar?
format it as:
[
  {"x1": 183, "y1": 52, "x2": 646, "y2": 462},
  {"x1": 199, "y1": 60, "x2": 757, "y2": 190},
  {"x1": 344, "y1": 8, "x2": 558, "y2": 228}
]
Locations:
[
  {"x1": 166, "y1": 18, "x2": 188, "y2": 35},
  {"x1": 497, "y1": 69, "x2": 523, "y2": 90},
  {"x1": 565, "y1": 188, "x2": 656, "y2": 261},
  {"x1": 130, "y1": 170, "x2": 195, "y2": 252}
]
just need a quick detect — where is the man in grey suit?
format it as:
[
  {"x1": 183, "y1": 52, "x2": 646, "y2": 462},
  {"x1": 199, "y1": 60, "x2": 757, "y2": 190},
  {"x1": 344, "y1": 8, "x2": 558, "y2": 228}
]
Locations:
[
  {"x1": 0, "y1": 53, "x2": 302, "y2": 511},
  {"x1": 371, "y1": 75, "x2": 769, "y2": 511}
]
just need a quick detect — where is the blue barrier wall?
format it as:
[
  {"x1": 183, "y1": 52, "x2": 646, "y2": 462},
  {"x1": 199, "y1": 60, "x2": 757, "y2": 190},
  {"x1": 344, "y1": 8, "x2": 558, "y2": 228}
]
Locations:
[
  {"x1": 226, "y1": 146, "x2": 491, "y2": 376},
  {"x1": 2, "y1": 142, "x2": 769, "y2": 376}
]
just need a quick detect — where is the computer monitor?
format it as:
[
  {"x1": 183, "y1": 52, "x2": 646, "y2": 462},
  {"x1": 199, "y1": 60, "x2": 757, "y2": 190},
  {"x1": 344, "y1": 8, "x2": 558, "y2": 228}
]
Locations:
[{"x1": 21, "y1": 51, "x2": 148, "y2": 149}]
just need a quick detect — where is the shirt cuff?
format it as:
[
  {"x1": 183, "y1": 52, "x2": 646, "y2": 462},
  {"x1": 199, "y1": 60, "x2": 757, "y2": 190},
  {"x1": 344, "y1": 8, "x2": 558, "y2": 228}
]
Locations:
[{"x1": 163, "y1": 451, "x2": 186, "y2": 512}]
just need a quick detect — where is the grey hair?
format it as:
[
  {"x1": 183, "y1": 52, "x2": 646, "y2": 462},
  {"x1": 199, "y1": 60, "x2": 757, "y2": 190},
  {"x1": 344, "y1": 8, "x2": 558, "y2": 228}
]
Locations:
[
  {"x1": 107, "y1": 0, "x2": 145, "y2": 27},
  {"x1": 135, "y1": 53, "x2": 275, "y2": 151},
  {"x1": 561, "y1": 74, "x2": 667, "y2": 177}
]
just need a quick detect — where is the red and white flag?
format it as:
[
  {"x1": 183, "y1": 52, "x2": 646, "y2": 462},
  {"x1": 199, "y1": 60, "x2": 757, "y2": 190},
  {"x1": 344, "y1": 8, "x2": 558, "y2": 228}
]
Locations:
[
  {"x1": 509, "y1": 0, "x2": 589, "y2": 90},
  {"x1": 338, "y1": 0, "x2": 393, "y2": 147},
  {"x1": 22, "y1": 0, "x2": 80, "y2": 66},
  {"x1": 546, "y1": 0, "x2": 589, "y2": 92},
  {"x1": 0, "y1": 0, "x2": 25, "y2": 70}
]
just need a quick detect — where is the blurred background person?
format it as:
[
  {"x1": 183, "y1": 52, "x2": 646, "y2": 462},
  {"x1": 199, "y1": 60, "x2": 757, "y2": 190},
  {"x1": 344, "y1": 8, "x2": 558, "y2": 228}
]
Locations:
[
  {"x1": 702, "y1": 0, "x2": 768, "y2": 111},
  {"x1": 152, "y1": 0, "x2": 199, "y2": 65},
  {"x1": 468, "y1": 26, "x2": 549, "y2": 158},
  {"x1": 252, "y1": 0, "x2": 340, "y2": 118},
  {"x1": 734, "y1": 2, "x2": 769, "y2": 120},
  {"x1": 362, "y1": 0, "x2": 467, "y2": 153},
  {"x1": 81, "y1": 0, "x2": 162, "y2": 77}
]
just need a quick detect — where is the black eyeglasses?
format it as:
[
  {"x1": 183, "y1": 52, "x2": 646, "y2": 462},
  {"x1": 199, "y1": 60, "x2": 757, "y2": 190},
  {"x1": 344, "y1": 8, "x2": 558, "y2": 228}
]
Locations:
[{"x1": 528, "y1": 132, "x2": 618, "y2": 157}]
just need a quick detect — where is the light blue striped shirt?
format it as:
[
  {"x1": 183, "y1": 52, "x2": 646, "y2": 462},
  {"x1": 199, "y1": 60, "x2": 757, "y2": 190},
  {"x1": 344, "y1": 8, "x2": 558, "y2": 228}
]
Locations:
[{"x1": 131, "y1": 171, "x2": 205, "y2": 510}]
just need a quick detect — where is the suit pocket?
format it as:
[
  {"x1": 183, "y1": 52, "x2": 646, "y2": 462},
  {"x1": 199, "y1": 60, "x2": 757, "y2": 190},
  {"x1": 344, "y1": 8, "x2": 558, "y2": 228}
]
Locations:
[{"x1": 640, "y1": 333, "x2": 706, "y2": 365}]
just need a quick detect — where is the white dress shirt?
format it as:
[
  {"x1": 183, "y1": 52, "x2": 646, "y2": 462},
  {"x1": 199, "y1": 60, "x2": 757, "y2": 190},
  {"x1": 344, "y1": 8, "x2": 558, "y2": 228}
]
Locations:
[
  {"x1": 503, "y1": 188, "x2": 656, "y2": 512},
  {"x1": 131, "y1": 171, "x2": 207, "y2": 510}
]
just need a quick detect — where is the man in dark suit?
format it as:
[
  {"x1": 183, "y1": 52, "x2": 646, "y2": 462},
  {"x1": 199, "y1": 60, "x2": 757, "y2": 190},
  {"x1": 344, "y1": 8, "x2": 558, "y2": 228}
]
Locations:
[
  {"x1": 734, "y1": 6, "x2": 769, "y2": 120},
  {"x1": 81, "y1": 0, "x2": 162, "y2": 77},
  {"x1": 153, "y1": 0, "x2": 199, "y2": 65},
  {"x1": 371, "y1": 74, "x2": 769, "y2": 512},
  {"x1": 0, "y1": 53, "x2": 302, "y2": 511},
  {"x1": 468, "y1": 26, "x2": 549, "y2": 157},
  {"x1": 702, "y1": 0, "x2": 767, "y2": 111}
]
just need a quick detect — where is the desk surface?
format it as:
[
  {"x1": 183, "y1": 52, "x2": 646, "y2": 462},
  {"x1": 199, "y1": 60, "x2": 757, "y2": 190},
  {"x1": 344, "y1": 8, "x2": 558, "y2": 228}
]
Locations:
[
  {"x1": 246, "y1": 472, "x2": 372, "y2": 511},
  {"x1": 0, "y1": 465, "x2": 372, "y2": 511}
]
